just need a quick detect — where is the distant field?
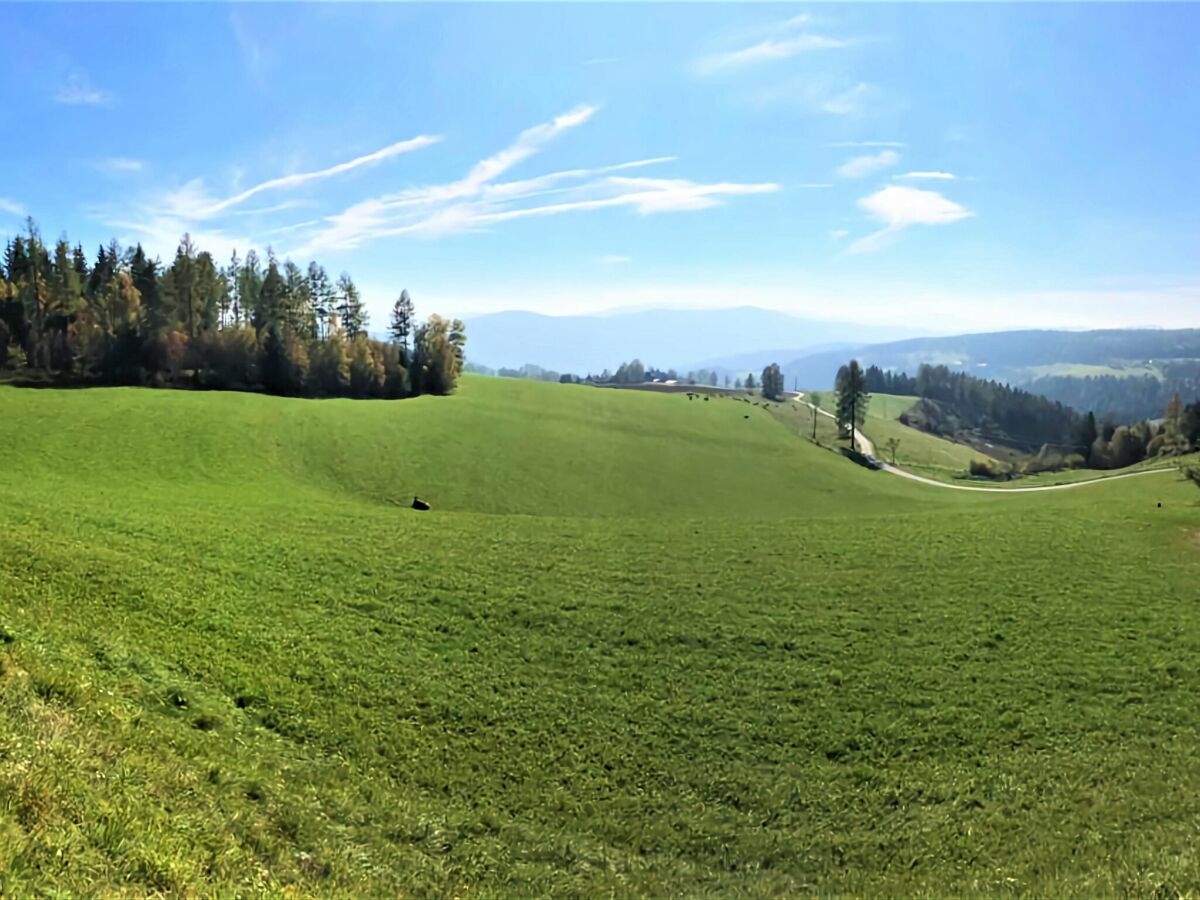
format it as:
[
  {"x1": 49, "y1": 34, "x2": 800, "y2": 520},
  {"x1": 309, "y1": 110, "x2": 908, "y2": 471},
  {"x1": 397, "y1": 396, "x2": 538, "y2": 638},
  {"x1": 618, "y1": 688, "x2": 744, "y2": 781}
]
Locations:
[
  {"x1": 1020, "y1": 362, "x2": 1162, "y2": 380},
  {"x1": 1, "y1": 377, "x2": 1199, "y2": 895}
]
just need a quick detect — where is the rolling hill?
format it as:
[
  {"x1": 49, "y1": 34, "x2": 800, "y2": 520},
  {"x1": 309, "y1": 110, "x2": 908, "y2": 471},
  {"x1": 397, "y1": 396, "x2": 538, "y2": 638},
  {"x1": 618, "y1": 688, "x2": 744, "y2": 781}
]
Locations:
[
  {"x1": 1, "y1": 377, "x2": 1198, "y2": 895},
  {"x1": 781, "y1": 328, "x2": 1200, "y2": 420}
]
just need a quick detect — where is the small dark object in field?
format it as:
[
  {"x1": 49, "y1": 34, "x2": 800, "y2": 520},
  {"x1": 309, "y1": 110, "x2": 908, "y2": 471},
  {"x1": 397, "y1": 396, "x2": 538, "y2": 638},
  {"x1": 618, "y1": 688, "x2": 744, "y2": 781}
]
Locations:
[
  {"x1": 412, "y1": 496, "x2": 431, "y2": 511},
  {"x1": 1158, "y1": 502, "x2": 1162, "y2": 508},
  {"x1": 744, "y1": 414, "x2": 750, "y2": 419},
  {"x1": 704, "y1": 396, "x2": 709, "y2": 401}
]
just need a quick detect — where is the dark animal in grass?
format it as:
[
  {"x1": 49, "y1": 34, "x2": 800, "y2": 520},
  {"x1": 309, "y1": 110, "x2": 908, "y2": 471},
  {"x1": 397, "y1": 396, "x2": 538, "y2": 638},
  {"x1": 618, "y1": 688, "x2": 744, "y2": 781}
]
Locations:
[
  {"x1": 703, "y1": 396, "x2": 709, "y2": 401},
  {"x1": 744, "y1": 414, "x2": 750, "y2": 419},
  {"x1": 412, "y1": 496, "x2": 431, "y2": 511}
]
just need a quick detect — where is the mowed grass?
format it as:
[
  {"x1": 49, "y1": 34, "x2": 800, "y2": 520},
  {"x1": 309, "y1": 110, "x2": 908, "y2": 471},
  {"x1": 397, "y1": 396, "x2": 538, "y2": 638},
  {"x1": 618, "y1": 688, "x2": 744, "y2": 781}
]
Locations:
[{"x1": 2, "y1": 377, "x2": 1200, "y2": 895}]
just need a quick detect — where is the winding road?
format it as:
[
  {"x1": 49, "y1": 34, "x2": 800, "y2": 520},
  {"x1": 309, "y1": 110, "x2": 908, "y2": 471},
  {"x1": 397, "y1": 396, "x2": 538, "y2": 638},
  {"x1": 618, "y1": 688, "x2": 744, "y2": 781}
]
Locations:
[{"x1": 790, "y1": 395, "x2": 1177, "y2": 494}]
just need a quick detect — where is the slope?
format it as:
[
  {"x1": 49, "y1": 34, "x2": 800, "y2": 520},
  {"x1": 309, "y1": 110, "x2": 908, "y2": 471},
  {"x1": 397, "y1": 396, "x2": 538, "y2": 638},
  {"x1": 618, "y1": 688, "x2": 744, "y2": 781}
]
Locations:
[{"x1": 1, "y1": 378, "x2": 1199, "y2": 896}]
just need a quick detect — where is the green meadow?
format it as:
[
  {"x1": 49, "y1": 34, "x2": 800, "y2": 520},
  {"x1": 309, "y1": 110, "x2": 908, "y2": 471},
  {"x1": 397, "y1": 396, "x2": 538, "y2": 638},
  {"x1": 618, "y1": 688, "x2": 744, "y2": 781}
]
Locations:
[{"x1": 1, "y1": 376, "x2": 1198, "y2": 896}]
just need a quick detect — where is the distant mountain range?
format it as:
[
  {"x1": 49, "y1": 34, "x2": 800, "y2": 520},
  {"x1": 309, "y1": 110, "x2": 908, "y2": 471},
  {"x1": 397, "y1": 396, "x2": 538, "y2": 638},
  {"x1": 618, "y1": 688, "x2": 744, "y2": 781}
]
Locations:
[
  {"x1": 465, "y1": 309, "x2": 1200, "y2": 421},
  {"x1": 779, "y1": 328, "x2": 1200, "y2": 421},
  {"x1": 779, "y1": 328, "x2": 1200, "y2": 389},
  {"x1": 463, "y1": 307, "x2": 923, "y2": 375}
]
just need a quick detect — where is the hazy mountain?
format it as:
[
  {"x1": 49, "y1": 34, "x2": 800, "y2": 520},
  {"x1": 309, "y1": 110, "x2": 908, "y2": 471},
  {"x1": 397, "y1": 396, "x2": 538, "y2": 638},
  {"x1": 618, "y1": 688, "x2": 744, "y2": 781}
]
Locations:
[
  {"x1": 783, "y1": 328, "x2": 1200, "y2": 386},
  {"x1": 464, "y1": 307, "x2": 921, "y2": 374},
  {"x1": 781, "y1": 328, "x2": 1200, "y2": 420}
]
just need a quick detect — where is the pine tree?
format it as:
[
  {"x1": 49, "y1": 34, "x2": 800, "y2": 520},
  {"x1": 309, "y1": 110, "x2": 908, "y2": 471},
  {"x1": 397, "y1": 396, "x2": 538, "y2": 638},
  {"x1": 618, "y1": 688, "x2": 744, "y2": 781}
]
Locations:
[
  {"x1": 238, "y1": 249, "x2": 263, "y2": 329},
  {"x1": 255, "y1": 251, "x2": 286, "y2": 333},
  {"x1": 835, "y1": 359, "x2": 870, "y2": 451},
  {"x1": 336, "y1": 272, "x2": 367, "y2": 337},
  {"x1": 389, "y1": 289, "x2": 415, "y2": 357},
  {"x1": 226, "y1": 250, "x2": 242, "y2": 326},
  {"x1": 307, "y1": 262, "x2": 332, "y2": 338}
]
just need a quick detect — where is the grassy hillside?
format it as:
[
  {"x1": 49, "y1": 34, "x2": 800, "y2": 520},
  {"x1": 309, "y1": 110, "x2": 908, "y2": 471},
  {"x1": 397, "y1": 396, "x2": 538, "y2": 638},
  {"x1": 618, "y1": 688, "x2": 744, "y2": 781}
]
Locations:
[
  {"x1": 794, "y1": 391, "x2": 989, "y2": 478},
  {"x1": 1, "y1": 377, "x2": 1198, "y2": 895},
  {"x1": 0, "y1": 377, "x2": 943, "y2": 519}
]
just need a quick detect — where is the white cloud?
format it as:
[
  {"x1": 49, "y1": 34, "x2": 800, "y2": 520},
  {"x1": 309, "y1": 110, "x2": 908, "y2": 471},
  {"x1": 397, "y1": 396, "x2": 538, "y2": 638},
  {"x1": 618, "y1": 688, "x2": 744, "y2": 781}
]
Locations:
[
  {"x1": 97, "y1": 157, "x2": 145, "y2": 174},
  {"x1": 193, "y1": 134, "x2": 441, "y2": 219},
  {"x1": 287, "y1": 107, "x2": 775, "y2": 256},
  {"x1": 0, "y1": 197, "x2": 27, "y2": 218},
  {"x1": 227, "y1": 199, "x2": 315, "y2": 217},
  {"x1": 697, "y1": 34, "x2": 849, "y2": 75},
  {"x1": 826, "y1": 141, "x2": 905, "y2": 148},
  {"x1": 895, "y1": 171, "x2": 956, "y2": 181},
  {"x1": 54, "y1": 74, "x2": 114, "y2": 106},
  {"x1": 797, "y1": 183, "x2": 833, "y2": 189},
  {"x1": 830, "y1": 229, "x2": 849, "y2": 240},
  {"x1": 695, "y1": 15, "x2": 849, "y2": 75},
  {"x1": 848, "y1": 184, "x2": 973, "y2": 254},
  {"x1": 599, "y1": 255, "x2": 631, "y2": 264},
  {"x1": 746, "y1": 78, "x2": 882, "y2": 118},
  {"x1": 836, "y1": 150, "x2": 900, "y2": 179},
  {"x1": 821, "y1": 83, "x2": 875, "y2": 116}
]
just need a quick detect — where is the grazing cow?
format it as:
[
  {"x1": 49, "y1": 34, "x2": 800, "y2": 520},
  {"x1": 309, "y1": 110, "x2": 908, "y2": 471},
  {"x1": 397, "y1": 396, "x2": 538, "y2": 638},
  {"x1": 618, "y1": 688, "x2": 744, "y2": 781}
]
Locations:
[{"x1": 412, "y1": 496, "x2": 431, "y2": 511}]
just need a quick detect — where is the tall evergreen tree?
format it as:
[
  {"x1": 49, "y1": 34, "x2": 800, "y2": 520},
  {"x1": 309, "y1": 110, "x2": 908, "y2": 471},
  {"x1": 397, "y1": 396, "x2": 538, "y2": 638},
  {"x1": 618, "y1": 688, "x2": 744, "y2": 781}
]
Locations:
[
  {"x1": 389, "y1": 289, "x2": 415, "y2": 357},
  {"x1": 226, "y1": 250, "x2": 242, "y2": 326},
  {"x1": 835, "y1": 359, "x2": 870, "y2": 451},
  {"x1": 130, "y1": 245, "x2": 166, "y2": 333},
  {"x1": 254, "y1": 251, "x2": 286, "y2": 333},
  {"x1": 336, "y1": 272, "x2": 367, "y2": 337},
  {"x1": 306, "y1": 262, "x2": 332, "y2": 338}
]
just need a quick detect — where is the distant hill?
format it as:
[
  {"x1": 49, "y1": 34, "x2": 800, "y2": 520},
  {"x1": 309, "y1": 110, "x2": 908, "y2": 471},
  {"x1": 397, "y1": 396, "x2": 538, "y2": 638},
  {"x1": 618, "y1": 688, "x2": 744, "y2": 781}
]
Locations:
[
  {"x1": 782, "y1": 328, "x2": 1200, "y2": 420},
  {"x1": 464, "y1": 307, "x2": 919, "y2": 374}
]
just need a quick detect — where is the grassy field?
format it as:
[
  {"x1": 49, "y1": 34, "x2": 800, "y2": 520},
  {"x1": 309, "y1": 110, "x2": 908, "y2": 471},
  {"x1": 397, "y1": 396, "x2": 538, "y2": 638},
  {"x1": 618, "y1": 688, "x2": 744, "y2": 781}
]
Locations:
[
  {"x1": 2, "y1": 376, "x2": 1199, "y2": 895},
  {"x1": 791, "y1": 391, "x2": 989, "y2": 478},
  {"x1": 1020, "y1": 362, "x2": 1162, "y2": 380}
]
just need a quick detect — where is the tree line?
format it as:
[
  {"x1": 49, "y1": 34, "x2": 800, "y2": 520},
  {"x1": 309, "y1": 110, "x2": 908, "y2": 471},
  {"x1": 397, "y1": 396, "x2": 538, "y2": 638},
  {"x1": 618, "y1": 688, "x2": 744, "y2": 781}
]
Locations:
[
  {"x1": 1025, "y1": 361, "x2": 1200, "y2": 424},
  {"x1": 0, "y1": 219, "x2": 465, "y2": 398},
  {"x1": 857, "y1": 361, "x2": 1197, "y2": 474}
]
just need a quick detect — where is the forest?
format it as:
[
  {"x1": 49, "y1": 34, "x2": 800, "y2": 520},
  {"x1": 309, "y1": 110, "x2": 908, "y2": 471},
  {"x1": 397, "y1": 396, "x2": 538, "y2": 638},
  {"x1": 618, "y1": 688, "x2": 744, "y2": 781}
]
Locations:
[
  {"x1": 863, "y1": 363, "x2": 1198, "y2": 473},
  {"x1": 1025, "y1": 361, "x2": 1200, "y2": 423},
  {"x1": 0, "y1": 220, "x2": 465, "y2": 398}
]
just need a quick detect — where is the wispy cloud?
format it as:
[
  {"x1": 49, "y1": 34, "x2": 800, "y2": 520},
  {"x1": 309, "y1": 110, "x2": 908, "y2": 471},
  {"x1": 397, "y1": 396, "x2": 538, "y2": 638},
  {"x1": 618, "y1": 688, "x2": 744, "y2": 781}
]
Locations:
[
  {"x1": 0, "y1": 197, "x2": 27, "y2": 218},
  {"x1": 848, "y1": 184, "x2": 973, "y2": 254},
  {"x1": 599, "y1": 255, "x2": 631, "y2": 264},
  {"x1": 830, "y1": 229, "x2": 849, "y2": 240},
  {"x1": 826, "y1": 141, "x2": 905, "y2": 148},
  {"x1": 797, "y1": 183, "x2": 834, "y2": 189},
  {"x1": 227, "y1": 199, "x2": 316, "y2": 217},
  {"x1": 821, "y1": 83, "x2": 875, "y2": 116},
  {"x1": 695, "y1": 16, "x2": 850, "y2": 75},
  {"x1": 895, "y1": 171, "x2": 956, "y2": 181},
  {"x1": 746, "y1": 78, "x2": 881, "y2": 119},
  {"x1": 287, "y1": 106, "x2": 776, "y2": 256},
  {"x1": 836, "y1": 149, "x2": 900, "y2": 179},
  {"x1": 168, "y1": 135, "x2": 441, "y2": 220},
  {"x1": 54, "y1": 74, "x2": 114, "y2": 106},
  {"x1": 97, "y1": 157, "x2": 145, "y2": 175}
]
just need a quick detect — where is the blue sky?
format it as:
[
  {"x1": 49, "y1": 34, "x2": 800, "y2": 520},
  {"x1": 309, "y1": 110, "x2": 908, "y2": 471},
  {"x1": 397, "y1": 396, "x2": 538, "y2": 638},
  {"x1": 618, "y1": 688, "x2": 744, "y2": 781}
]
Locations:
[{"x1": 1, "y1": 3, "x2": 1198, "y2": 332}]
